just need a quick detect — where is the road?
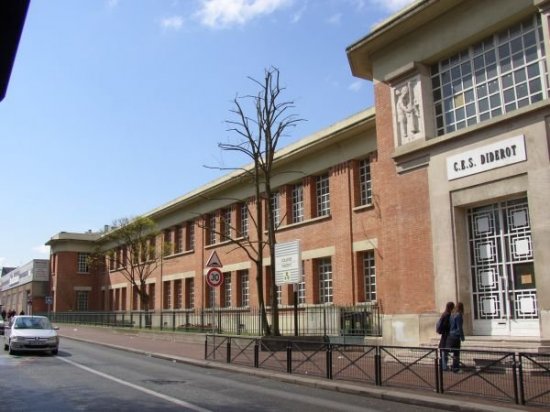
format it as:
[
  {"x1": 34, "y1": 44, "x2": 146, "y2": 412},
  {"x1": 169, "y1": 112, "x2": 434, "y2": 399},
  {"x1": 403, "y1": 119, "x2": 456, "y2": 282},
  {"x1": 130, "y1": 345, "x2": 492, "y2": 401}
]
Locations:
[{"x1": 0, "y1": 339, "x2": 443, "y2": 412}]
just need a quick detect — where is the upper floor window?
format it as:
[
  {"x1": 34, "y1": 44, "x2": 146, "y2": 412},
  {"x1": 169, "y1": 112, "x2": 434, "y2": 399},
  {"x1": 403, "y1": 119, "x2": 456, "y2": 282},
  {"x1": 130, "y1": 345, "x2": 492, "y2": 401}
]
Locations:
[
  {"x1": 297, "y1": 266, "x2": 306, "y2": 305},
  {"x1": 148, "y1": 237, "x2": 156, "y2": 260},
  {"x1": 208, "y1": 214, "x2": 216, "y2": 245},
  {"x1": 187, "y1": 221, "x2": 195, "y2": 250},
  {"x1": 359, "y1": 158, "x2": 373, "y2": 206},
  {"x1": 240, "y1": 203, "x2": 249, "y2": 238},
  {"x1": 432, "y1": 14, "x2": 548, "y2": 136},
  {"x1": 270, "y1": 191, "x2": 280, "y2": 227},
  {"x1": 316, "y1": 174, "x2": 330, "y2": 217},
  {"x1": 174, "y1": 225, "x2": 183, "y2": 254},
  {"x1": 222, "y1": 208, "x2": 231, "y2": 241},
  {"x1": 291, "y1": 183, "x2": 304, "y2": 224},
  {"x1": 77, "y1": 253, "x2": 90, "y2": 273}
]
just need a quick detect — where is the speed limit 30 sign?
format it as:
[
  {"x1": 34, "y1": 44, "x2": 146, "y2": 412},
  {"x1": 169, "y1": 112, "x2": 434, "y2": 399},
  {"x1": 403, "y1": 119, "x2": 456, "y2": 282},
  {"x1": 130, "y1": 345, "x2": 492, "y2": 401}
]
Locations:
[{"x1": 206, "y1": 267, "x2": 224, "y2": 287}]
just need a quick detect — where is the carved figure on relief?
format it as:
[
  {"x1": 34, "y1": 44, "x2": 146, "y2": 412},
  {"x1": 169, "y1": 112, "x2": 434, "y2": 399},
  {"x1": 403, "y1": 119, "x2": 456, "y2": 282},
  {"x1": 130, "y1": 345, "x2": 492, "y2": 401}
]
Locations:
[{"x1": 395, "y1": 81, "x2": 420, "y2": 143}]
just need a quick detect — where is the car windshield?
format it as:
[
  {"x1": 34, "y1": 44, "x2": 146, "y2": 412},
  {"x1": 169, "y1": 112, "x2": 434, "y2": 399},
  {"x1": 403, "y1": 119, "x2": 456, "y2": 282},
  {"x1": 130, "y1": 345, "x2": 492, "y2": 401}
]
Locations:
[{"x1": 13, "y1": 317, "x2": 51, "y2": 330}]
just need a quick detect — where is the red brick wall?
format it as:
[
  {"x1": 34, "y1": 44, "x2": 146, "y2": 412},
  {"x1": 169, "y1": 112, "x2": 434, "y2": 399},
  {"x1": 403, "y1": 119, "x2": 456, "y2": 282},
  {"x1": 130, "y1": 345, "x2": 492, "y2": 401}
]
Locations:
[{"x1": 372, "y1": 82, "x2": 435, "y2": 315}]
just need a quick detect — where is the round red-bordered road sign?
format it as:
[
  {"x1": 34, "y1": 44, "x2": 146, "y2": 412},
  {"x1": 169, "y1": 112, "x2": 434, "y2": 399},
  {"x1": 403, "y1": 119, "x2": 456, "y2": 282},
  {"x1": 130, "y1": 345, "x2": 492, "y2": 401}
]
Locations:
[{"x1": 206, "y1": 267, "x2": 224, "y2": 287}]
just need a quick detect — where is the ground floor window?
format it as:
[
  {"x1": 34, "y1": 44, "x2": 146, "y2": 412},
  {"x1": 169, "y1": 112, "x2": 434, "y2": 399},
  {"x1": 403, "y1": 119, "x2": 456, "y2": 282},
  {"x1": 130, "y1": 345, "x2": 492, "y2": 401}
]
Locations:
[
  {"x1": 76, "y1": 291, "x2": 89, "y2": 311},
  {"x1": 318, "y1": 258, "x2": 333, "y2": 304},
  {"x1": 239, "y1": 270, "x2": 249, "y2": 307},
  {"x1": 363, "y1": 250, "x2": 376, "y2": 302}
]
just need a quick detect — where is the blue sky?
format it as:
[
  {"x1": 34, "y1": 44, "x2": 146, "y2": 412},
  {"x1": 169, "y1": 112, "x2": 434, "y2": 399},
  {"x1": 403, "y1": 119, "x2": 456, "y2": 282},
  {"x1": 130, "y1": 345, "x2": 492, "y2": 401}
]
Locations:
[{"x1": 0, "y1": 0, "x2": 414, "y2": 268}]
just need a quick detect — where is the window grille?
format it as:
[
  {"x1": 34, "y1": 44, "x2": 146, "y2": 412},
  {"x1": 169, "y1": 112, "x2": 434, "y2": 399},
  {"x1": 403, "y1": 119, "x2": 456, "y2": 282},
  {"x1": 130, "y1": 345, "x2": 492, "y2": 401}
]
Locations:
[{"x1": 431, "y1": 15, "x2": 548, "y2": 135}]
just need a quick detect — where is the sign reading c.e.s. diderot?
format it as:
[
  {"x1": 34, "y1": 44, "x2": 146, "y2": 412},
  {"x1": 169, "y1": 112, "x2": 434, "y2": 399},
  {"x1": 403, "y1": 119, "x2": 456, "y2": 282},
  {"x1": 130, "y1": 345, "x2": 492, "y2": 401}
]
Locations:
[{"x1": 446, "y1": 135, "x2": 527, "y2": 181}]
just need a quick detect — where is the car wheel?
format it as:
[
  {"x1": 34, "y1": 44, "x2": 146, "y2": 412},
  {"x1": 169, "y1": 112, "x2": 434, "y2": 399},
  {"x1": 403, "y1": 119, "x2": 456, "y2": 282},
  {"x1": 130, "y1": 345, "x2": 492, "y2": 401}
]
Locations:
[
  {"x1": 51, "y1": 348, "x2": 58, "y2": 356},
  {"x1": 3, "y1": 343, "x2": 7, "y2": 351},
  {"x1": 8, "y1": 343, "x2": 16, "y2": 355}
]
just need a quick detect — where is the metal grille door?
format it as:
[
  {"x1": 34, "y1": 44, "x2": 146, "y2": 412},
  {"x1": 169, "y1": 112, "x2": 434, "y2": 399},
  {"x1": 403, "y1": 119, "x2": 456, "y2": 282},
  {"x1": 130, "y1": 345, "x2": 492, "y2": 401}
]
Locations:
[{"x1": 468, "y1": 198, "x2": 538, "y2": 336}]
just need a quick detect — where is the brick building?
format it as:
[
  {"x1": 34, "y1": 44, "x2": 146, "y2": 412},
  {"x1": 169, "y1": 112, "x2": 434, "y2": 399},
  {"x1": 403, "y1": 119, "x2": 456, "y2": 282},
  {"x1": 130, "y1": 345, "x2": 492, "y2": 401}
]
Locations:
[{"x1": 47, "y1": 0, "x2": 550, "y2": 346}]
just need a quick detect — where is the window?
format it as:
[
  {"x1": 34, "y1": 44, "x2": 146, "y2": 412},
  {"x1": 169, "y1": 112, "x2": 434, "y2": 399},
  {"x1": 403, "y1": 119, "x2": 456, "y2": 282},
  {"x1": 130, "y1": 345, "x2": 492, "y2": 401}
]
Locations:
[
  {"x1": 208, "y1": 286, "x2": 215, "y2": 308},
  {"x1": 297, "y1": 265, "x2": 306, "y2": 305},
  {"x1": 359, "y1": 158, "x2": 373, "y2": 206},
  {"x1": 222, "y1": 208, "x2": 231, "y2": 241},
  {"x1": 148, "y1": 237, "x2": 156, "y2": 261},
  {"x1": 186, "y1": 278, "x2": 194, "y2": 309},
  {"x1": 77, "y1": 253, "x2": 90, "y2": 273},
  {"x1": 270, "y1": 191, "x2": 280, "y2": 227},
  {"x1": 239, "y1": 270, "x2": 249, "y2": 307},
  {"x1": 174, "y1": 225, "x2": 183, "y2": 254},
  {"x1": 187, "y1": 221, "x2": 195, "y2": 250},
  {"x1": 316, "y1": 174, "x2": 330, "y2": 217},
  {"x1": 163, "y1": 229, "x2": 172, "y2": 256},
  {"x1": 240, "y1": 203, "x2": 249, "y2": 238},
  {"x1": 224, "y1": 275, "x2": 232, "y2": 307},
  {"x1": 208, "y1": 214, "x2": 216, "y2": 245},
  {"x1": 148, "y1": 283, "x2": 155, "y2": 309},
  {"x1": 318, "y1": 258, "x2": 333, "y2": 304},
  {"x1": 76, "y1": 291, "x2": 89, "y2": 311},
  {"x1": 432, "y1": 15, "x2": 548, "y2": 135},
  {"x1": 291, "y1": 183, "x2": 304, "y2": 223},
  {"x1": 363, "y1": 250, "x2": 377, "y2": 302},
  {"x1": 163, "y1": 281, "x2": 171, "y2": 309},
  {"x1": 175, "y1": 279, "x2": 182, "y2": 309},
  {"x1": 276, "y1": 285, "x2": 282, "y2": 305}
]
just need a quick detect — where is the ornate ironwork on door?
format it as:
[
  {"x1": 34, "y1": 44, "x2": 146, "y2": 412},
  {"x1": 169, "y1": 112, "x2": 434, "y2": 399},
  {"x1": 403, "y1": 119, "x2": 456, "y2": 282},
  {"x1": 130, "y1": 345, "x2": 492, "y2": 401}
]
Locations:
[{"x1": 468, "y1": 198, "x2": 538, "y2": 329}]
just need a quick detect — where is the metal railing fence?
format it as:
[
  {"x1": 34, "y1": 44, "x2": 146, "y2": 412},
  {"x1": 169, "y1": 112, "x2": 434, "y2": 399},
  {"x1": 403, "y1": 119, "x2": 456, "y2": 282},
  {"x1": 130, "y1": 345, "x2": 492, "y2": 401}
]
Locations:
[
  {"x1": 39, "y1": 303, "x2": 381, "y2": 337},
  {"x1": 205, "y1": 335, "x2": 550, "y2": 408}
]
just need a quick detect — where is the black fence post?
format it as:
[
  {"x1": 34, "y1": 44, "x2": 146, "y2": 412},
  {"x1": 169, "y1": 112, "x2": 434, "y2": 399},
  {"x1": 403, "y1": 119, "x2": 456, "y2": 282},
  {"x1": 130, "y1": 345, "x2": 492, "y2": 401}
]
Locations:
[
  {"x1": 375, "y1": 346, "x2": 381, "y2": 386},
  {"x1": 204, "y1": 336, "x2": 208, "y2": 360},
  {"x1": 512, "y1": 354, "x2": 519, "y2": 405},
  {"x1": 254, "y1": 339, "x2": 259, "y2": 368},
  {"x1": 172, "y1": 311, "x2": 176, "y2": 332},
  {"x1": 226, "y1": 337, "x2": 231, "y2": 364},
  {"x1": 287, "y1": 342, "x2": 292, "y2": 374},
  {"x1": 326, "y1": 344, "x2": 333, "y2": 380},
  {"x1": 517, "y1": 353, "x2": 524, "y2": 405},
  {"x1": 436, "y1": 348, "x2": 442, "y2": 393}
]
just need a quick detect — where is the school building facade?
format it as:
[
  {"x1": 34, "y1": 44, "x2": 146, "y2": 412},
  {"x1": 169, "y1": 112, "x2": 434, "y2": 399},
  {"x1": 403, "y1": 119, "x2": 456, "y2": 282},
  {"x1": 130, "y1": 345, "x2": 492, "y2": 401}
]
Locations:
[{"x1": 47, "y1": 0, "x2": 550, "y2": 347}]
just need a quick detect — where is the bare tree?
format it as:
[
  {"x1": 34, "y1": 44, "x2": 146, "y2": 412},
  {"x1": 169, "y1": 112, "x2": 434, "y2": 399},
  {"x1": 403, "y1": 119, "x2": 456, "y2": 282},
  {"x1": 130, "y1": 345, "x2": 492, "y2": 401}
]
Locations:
[
  {"x1": 93, "y1": 217, "x2": 168, "y2": 316},
  {"x1": 214, "y1": 67, "x2": 304, "y2": 336}
]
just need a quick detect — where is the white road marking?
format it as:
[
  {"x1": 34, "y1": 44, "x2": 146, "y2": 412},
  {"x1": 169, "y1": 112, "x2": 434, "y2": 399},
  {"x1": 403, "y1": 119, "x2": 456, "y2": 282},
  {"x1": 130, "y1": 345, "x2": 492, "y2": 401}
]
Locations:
[{"x1": 58, "y1": 357, "x2": 212, "y2": 412}]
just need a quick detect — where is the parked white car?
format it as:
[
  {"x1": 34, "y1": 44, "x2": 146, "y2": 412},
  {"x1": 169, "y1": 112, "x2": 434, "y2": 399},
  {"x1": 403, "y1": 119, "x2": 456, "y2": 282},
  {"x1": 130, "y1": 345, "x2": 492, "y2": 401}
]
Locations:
[{"x1": 3, "y1": 316, "x2": 59, "y2": 355}]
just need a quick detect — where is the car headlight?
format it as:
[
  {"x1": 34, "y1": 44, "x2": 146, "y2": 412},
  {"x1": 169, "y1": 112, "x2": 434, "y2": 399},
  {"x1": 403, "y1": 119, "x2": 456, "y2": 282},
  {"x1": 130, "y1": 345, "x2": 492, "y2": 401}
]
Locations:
[
  {"x1": 10, "y1": 336, "x2": 21, "y2": 342},
  {"x1": 46, "y1": 336, "x2": 59, "y2": 344}
]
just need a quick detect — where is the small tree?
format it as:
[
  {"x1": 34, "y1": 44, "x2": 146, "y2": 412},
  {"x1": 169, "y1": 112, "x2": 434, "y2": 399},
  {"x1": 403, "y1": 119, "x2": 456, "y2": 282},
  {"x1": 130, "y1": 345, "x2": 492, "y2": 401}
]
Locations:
[
  {"x1": 94, "y1": 217, "x2": 168, "y2": 314},
  {"x1": 215, "y1": 67, "x2": 303, "y2": 335}
]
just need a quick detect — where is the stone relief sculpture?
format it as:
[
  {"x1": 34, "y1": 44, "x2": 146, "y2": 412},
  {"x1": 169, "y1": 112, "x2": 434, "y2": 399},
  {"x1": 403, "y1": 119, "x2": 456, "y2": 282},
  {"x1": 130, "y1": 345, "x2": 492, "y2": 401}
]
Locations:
[{"x1": 393, "y1": 78, "x2": 423, "y2": 145}]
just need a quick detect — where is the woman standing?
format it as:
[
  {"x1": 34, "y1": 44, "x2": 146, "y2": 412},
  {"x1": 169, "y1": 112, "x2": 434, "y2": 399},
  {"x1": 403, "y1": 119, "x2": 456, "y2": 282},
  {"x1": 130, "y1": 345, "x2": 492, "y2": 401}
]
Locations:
[
  {"x1": 446, "y1": 302, "x2": 465, "y2": 373},
  {"x1": 437, "y1": 301, "x2": 455, "y2": 370}
]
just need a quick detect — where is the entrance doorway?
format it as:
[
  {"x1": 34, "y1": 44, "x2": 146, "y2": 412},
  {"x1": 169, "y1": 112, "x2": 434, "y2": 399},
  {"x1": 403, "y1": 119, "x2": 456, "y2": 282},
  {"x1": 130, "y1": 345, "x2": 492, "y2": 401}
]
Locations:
[{"x1": 468, "y1": 198, "x2": 539, "y2": 336}]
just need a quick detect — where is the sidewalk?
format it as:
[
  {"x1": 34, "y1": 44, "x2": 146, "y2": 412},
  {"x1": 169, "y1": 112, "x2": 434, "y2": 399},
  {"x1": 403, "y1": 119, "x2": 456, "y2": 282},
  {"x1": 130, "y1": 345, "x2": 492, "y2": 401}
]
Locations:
[{"x1": 58, "y1": 325, "x2": 542, "y2": 412}]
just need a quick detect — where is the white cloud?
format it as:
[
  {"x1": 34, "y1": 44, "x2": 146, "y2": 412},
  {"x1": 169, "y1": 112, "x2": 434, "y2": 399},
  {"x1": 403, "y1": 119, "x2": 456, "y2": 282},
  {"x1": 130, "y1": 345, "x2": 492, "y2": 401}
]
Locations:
[
  {"x1": 160, "y1": 15, "x2": 185, "y2": 31},
  {"x1": 348, "y1": 80, "x2": 364, "y2": 92},
  {"x1": 196, "y1": 0, "x2": 293, "y2": 28},
  {"x1": 291, "y1": 2, "x2": 307, "y2": 24},
  {"x1": 33, "y1": 245, "x2": 50, "y2": 256},
  {"x1": 327, "y1": 13, "x2": 342, "y2": 25},
  {"x1": 370, "y1": 0, "x2": 416, "y2": 13},
  {"x1": 106, "y1": 0, "x2": 120, "y2": 9}
]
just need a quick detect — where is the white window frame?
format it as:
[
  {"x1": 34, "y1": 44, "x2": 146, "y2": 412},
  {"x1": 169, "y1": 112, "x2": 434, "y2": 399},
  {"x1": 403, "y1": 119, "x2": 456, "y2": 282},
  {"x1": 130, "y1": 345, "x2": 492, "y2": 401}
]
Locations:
[{"x1": 316, "y1": 174, "x2": 330, "y2": 217}]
